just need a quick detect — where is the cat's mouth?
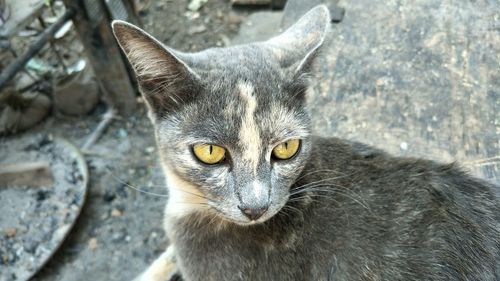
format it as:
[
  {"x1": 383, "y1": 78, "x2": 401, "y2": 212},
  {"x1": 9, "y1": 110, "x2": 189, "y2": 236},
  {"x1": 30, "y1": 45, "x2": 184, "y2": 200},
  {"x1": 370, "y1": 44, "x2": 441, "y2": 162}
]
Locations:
[
  {"x1": 211, "y1": 208, "x2": 274, "y2": 225},
  {"x1": 211, "y1": 200, "x2": 286, "y2": 226}
]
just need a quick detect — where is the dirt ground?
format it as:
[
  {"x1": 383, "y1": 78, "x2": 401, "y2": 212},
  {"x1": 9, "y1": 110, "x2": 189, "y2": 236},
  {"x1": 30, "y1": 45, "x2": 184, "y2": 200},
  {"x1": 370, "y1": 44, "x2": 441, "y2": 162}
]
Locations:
[
  {"x1": 2, "y1": 0, "x2": 250, "y2": 280},
  {"x1": 1, "y1": 0, "x2": 498, "y2": 280}
]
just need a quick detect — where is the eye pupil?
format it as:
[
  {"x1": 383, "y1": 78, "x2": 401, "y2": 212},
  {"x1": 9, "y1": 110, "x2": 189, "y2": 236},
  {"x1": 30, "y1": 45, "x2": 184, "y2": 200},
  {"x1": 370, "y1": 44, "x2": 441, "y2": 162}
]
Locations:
[
  {"x1": 193, "y1": 144, "x2": 226, "y2": 165},
  {"x1": 272, "y1": 139, "x2": 300, "y2": 160}
]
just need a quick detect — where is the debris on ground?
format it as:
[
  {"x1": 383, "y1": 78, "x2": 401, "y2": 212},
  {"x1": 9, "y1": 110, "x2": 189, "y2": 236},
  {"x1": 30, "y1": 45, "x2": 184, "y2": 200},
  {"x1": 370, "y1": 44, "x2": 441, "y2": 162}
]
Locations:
[
  {"x1": 0, "y1": 136, "x2": 88, "y2": 281},
  {"x1": 53, "y1": 63, "x2": 99, "y2": 116},
  {"x1": 88, "y1": 238, "x2": 98, "y2": 251},
  {"x1": 187, "y1": 0, "x2": 208, "y2": 11},
  {"x1": 0, "y1": 90, "x2": 52, "y2": 135},
  {"x1": 0, "y1": 0, "x2": 99, "y2": 136},
  {"x1": 0, "y1": 161, "x2": 53, "y2": 187}
]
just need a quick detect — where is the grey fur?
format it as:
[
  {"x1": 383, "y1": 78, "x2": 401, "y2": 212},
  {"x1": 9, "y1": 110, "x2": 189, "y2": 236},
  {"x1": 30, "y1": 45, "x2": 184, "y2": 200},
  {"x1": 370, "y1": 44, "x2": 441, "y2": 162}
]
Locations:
[{"x1": 113, "y1": 5, "x2": 500, "y2": 281}]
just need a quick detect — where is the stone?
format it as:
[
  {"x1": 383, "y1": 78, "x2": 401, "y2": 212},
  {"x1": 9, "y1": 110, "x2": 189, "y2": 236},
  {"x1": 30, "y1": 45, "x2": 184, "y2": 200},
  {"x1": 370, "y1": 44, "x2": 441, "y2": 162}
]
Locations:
[
  {"x1": 4, "y1": 228, "x2": 17, "y2": 238},
  {"x1": 88, "y1": 238, "x2": 98, "y2": 250}
]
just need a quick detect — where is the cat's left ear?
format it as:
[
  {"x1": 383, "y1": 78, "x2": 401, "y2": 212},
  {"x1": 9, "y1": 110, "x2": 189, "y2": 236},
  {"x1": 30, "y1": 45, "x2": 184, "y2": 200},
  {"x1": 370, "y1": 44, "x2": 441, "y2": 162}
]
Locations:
[{"x1": 265, "y1": 5, "x2": 330, "y2": 77}]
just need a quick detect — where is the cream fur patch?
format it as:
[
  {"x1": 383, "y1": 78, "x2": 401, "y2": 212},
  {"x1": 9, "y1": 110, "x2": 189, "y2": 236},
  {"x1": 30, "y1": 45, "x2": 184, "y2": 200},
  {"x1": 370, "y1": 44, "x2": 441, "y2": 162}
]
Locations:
[
  {"x1": 138, "y1": 245, "x2": 176, "y2": 281},
  {"x1": 163, "y1": 165, "x2": 208, "y2": 218},
  {"x1": 237, "y1": 82, "x2": 261, "y2": 176}
]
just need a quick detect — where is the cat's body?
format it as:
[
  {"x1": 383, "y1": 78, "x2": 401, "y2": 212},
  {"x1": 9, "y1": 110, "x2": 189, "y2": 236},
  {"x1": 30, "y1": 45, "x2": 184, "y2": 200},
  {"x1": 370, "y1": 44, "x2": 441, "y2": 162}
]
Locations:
[
  {"x1": 168, "y1": 136, "x2": 500, "y2": 281},
  {"x1": 112, "y1": 6, "x2": 500, "y2": 281}
]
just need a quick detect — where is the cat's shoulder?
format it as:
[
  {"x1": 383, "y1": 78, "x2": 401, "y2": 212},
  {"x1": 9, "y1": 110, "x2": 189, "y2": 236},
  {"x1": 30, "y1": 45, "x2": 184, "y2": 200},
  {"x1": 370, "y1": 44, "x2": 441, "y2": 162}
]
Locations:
[
  {"x1": 309, "y1": 135, "x2": 395, "y2": 167},
  {"x1": 309, "y1": 135, "x2": 499, "y2": 191}
]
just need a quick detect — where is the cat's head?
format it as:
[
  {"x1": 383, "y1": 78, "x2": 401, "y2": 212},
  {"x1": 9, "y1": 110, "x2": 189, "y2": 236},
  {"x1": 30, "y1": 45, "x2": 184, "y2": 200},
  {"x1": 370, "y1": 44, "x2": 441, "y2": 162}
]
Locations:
[{"x1": 112, "y1": 6, "x2": 330, "y2": 225}]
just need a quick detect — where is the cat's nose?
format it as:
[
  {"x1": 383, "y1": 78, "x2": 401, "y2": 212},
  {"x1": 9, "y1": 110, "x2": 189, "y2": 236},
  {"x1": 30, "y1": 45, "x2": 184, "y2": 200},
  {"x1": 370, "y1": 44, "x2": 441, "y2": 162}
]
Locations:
[{"x1": 238, "y1": 205, "x2": 268, "y2": 221}]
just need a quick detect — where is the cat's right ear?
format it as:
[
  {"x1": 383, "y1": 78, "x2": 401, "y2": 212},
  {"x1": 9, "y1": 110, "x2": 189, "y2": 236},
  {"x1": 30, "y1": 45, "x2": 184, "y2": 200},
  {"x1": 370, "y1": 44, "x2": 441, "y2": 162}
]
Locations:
[
  {"x1": 112, "y1": 20, "x2": 199, "y2": 119},
  {"x1": 265, "y1": 5, "x2": 330, "y2": 77}
]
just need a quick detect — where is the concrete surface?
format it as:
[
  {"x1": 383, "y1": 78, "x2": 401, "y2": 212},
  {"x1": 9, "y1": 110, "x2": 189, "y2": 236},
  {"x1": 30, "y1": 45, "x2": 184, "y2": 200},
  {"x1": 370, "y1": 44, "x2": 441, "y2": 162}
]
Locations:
[{"x1": 309, "y1": 0, "x2": 499, "y2": 184}]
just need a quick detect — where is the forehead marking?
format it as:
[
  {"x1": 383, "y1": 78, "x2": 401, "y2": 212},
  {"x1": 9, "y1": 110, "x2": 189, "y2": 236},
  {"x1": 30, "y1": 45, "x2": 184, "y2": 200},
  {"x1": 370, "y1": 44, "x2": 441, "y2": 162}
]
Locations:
[
  {"x1": 223, "y1": 98, "x2": 236, "y2": 119},
  {"x1": 237, "y1": 81, "x2": 261, "y2": 176}
]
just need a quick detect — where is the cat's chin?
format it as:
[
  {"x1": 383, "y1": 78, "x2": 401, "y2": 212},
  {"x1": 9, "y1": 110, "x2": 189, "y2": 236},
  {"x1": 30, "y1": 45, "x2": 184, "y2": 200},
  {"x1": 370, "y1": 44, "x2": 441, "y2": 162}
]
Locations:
[
  {"x1": 231, "y1": 219, "x2": 268, "y2": 227},
  {"x1": 223, "y1": 208, "x2": 282, "y2": 226}
]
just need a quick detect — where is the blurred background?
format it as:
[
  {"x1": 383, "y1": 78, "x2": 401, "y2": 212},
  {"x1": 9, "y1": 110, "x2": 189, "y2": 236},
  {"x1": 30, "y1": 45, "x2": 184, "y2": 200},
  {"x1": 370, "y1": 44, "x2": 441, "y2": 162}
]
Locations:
[{"x1": 0, "y1": 0, "x2": 498, "y2": 280}]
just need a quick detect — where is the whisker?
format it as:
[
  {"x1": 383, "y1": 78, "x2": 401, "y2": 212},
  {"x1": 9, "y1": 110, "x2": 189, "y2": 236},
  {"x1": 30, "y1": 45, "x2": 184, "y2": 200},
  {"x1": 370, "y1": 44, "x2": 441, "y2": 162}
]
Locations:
[
  {"x1": 169, "y1": 185, "x2": 210, "y2": 200},
  {"x1": 108, "y1": 170, "x2": 170, "y2": 197},
  {"x1": 107, "y1": 168, "x2": 211, "y2": 200},
  {"x1": 288, "y1": 195, "x2": 320, "y2": 203},
  {"x1": 290, "y1": 181, "x2": 349, "y2": 195},
  {"x1": 282, "y1": 205, "x2": 303, "y2": 217},
  {"x1": 278, "y1": 207, "x2": 294, "y2": 221},
  {"x1": 290, "y1": 184, "x2": 370, "y2": 210},
  {"x1": 291, "y1": 175, "x2": 349, "y2": 191},
  {"x1": 288, "y1": 193, "x2": 342, "y2": 206},
  {"x1": 203, "y1": 212, "x2": 221, "y2": 230},
  {"x1": 295, "y1": 169, "x2": 348, "y2": 182},
  {"x1": 173, "y1": 201, "x2": 210, "y2": 206}
]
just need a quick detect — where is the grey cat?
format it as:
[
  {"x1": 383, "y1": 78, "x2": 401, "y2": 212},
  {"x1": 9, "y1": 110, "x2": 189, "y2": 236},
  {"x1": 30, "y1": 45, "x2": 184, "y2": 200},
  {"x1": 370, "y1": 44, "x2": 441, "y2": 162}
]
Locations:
[{"x1": 112, "y1": 5, "x2": 500, "y2": 281}]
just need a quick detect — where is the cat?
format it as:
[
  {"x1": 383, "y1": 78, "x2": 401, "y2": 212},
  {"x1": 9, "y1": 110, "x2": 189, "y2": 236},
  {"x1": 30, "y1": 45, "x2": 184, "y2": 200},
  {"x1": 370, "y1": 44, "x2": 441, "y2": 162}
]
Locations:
[{"x1": 112, "y1": 5, "x2": 500, "y2": 281}]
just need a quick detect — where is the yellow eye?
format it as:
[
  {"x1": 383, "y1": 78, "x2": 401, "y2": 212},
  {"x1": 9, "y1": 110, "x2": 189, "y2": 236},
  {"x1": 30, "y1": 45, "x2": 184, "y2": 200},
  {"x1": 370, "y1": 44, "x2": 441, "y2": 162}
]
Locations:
[
  {"x1": 272, "y1": 139, "x2": 300, "y2": 160},
  {"x1": 193, "y1": 144, "x2": 226, "y2": 164}
]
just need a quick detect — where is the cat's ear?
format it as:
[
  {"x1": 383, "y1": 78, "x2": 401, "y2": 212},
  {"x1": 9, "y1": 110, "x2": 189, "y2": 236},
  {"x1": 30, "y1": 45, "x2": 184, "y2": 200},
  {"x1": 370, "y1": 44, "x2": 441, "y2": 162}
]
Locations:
[
  {"x1": 112, "y1": 20, "x2": 199, "y2": 118},
  {"x1": 265, "y1": 5, "x2": 330, "y2": 76}
]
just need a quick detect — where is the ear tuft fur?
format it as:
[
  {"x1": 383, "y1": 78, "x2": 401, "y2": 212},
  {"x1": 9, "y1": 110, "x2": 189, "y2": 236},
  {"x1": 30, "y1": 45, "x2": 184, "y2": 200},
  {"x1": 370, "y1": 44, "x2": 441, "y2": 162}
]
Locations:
[{"x1": 112, "y1": 20, "x2": 199, "y2": 118}]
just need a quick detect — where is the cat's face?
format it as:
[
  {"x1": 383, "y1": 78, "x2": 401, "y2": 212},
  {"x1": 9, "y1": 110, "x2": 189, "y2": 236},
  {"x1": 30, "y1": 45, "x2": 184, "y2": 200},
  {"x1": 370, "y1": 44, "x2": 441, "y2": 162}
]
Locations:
[
  {"x1": 112, "y1": 6, "x2": 330, "y2": 225},
  {"x1": 155, "y1": 76, "x2": 312, "y2": 225}
]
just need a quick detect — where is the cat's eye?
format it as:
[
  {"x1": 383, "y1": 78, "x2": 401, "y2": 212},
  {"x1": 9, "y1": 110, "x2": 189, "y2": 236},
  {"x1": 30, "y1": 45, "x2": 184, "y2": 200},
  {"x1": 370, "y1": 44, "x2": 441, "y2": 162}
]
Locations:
[
  {"x1": 193, "y1": 144, "x2": 226, "y2": 165},
  {"x1": 272, "y1": 139, "x2": 300, "y2": 160}
]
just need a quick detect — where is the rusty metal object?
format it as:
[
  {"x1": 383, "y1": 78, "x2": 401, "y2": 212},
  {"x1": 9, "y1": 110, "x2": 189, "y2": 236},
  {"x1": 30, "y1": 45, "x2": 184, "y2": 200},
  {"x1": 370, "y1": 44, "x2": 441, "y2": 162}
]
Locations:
[
  {"x1": 0, "y1": 9, "x2": 74, "y2": 93},
  {"x1": 62, "y1": 0, "x2": 137, "y2": 115}
]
